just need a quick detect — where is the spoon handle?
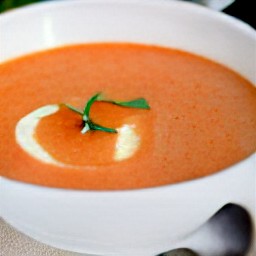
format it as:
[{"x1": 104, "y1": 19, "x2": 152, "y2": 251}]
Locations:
[
  {"x1": 158, "y1": 203, "x2": 253, "y2": 256},
  {"x1": 157, "y1": 248, "x2": 199, "y2": 256}
]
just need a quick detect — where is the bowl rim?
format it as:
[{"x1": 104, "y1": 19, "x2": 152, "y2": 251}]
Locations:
[
  {"x1": 0, "y1": 0, "x2": 255, "y2": 194},
  {"x1": 0, "y1": 0, "x2": 255, "y2": 33}
]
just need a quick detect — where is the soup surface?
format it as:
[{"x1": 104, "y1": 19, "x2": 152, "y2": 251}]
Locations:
[{"x1": 0, "y1": 43, "x2": 255, "y2": 190}]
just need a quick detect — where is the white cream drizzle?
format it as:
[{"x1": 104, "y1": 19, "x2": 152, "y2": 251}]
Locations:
[
  {"x1": 15, "y1": 105, "x2": 63, "y2": 166},
  {"x1": 115, "y1": 125, "x2": 140, "y2": 161},
  {"x1": 15, "y1": 105, "x2": 141, "y2": 167}
]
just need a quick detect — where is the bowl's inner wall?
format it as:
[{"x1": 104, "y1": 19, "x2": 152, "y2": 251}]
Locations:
[{"x1": 0, "y1": 0, "x2": 255, "y2": 82}]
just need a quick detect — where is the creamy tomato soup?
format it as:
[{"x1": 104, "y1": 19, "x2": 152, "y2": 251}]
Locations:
[{"x1": 0, "y1": 43, "x2": 255, "y2": 190}]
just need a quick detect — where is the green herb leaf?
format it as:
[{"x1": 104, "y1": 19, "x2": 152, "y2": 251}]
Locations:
[
  {"x1": 83, "y1": 93, "x2": 101, "y2": 118},
  {"x1": 105, "y1": 98, "x2": 150, "y2": 109},
  {"x1": 62, "y1": 103, "x2": 83, "y2": 115},
  {"x1": 63, "y1": 92, "x2": 150, "y2": 134},
  {"x1": 88, "y1": 121, "x2": 117, "y2": 133}
]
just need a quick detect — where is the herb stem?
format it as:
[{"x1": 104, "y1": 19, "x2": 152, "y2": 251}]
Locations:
[{"x1": 64, "y1": 92, "x2": 150, "y2": 134}]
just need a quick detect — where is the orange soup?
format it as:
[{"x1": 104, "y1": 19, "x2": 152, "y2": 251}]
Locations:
[{"x1": 0, "y1": 43, "x2": 255, "y2": 190}]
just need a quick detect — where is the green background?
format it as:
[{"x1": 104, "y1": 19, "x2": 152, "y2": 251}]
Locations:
[{"x1": 0, "y1": 0, "x2": 42, "y2": 12}]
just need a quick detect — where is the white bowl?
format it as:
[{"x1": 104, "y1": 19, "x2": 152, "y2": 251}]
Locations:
[{"x1": 0, "y1": 0, "x2": 255, "y2": 255}]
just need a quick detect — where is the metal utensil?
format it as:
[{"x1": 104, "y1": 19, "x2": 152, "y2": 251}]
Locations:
[{"x1": 158, "y1": 203, "x2": 253, "y2": 256}]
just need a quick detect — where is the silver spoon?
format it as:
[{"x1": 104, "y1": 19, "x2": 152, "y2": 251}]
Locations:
[{"x1": 157, "y1": 203, "x2": 253, "y2": 256}]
